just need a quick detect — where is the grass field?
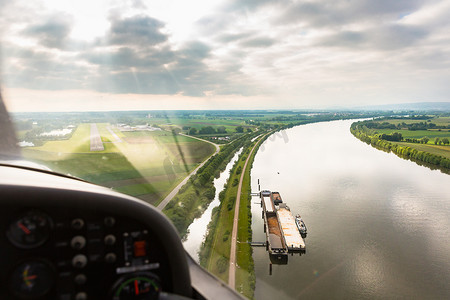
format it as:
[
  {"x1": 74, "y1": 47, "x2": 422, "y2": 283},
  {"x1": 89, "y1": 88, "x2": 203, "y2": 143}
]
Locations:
[
  {"x1": 374, "y1": 129, "x2": 450, "y2": 139},
  {"x1": 143, "y1": 117, "x2": 253, "y2": 134},
  {"x1": 23, "y1": 123, "x2": 215, "y2": 205},
  {"x1": 369, "y1": 117, "x2": 450, "y2": 160},
  {"x1": 393, "y1": 142, "x2": 450, "y2": 159},
  {"x1": 353, "y1": 117, "x2": 450, "y2": 171}
]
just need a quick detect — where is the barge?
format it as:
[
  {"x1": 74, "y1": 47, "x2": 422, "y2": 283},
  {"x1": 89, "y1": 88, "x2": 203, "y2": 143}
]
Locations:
[
  {"x1": 277, "y1": 204, "x2": 305, "y2": 252},
  {"x1": 260, "y1": 191, "x2": 288, "y2": 264},
  {"x1": 259, "y1": 190, "x2": 306, "y2": 262}
]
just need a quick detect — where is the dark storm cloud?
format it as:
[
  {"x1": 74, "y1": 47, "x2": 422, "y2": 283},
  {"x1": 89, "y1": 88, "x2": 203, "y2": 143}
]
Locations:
[
  {"x1": 106, "y1": 15, "x2": 167, "y2": 46},
  {"x1": 22, "y1": 17, "x2": 72, "y2": 49}
]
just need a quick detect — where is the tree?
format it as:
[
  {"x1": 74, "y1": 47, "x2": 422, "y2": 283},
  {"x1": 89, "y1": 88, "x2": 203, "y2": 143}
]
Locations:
[
  {"x1": 246, "y1": 128, "x2": 252, "y2": 132},
  {"x1": 421, "y1": 137, "x2": 429, "y2": 144},
  {"x1": 217, "y1": 126, "x2": 227, "y2": 133},
  {"x1": 435, "y1": 138, "x2": 440, "y2": 145},
  {"x1": 235, "y1": 126, "x2": 244, "y2": 133},
  {"x1": 236, "y1": 166, "x2": 242, "y2": 174},
  {"x1": 199, "y1": 126, "x2": 216, "y2": 134},
  {"x1": 442, "y1": 138, "x2": 449, "y2": 145},
  {"x1": 189, "y1": 127, "x2": 197, "y2": 135}
]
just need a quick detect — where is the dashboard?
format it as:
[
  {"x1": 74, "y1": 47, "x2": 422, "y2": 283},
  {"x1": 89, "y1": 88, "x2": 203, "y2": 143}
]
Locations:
[{"x1": 0, "y1": 163, "x2": 243, "y2": 300}]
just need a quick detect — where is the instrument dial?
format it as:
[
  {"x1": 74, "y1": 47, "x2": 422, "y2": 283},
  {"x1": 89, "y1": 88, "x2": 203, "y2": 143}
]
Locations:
[
  {"x1": 7, "y1": 211, "x2": 53, "y2": 249},
  {"x1": 111, "y1": 273, "x2": 161, "y2": 300},
  {"x1": 10, "y1": 260, "x2": 55, "y2": 299}
]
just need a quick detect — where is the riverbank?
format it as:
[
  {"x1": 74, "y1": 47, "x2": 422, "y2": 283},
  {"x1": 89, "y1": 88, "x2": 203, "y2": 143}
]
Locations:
[
  {"x1": 199, "y1": 116, "x2": 374, "y2": 298},
  {"x1": 350, "y1": 120, "x2": 450, "y2": 174},
  {"x1": 163, "y1": 131, "x2": 262, "y2": 238},
  {"x1": 199, "y1": 133, "x2": 268, "y2": 299},
  {"x1": 250, "y1": 119, "x2": 450, "y2": 299}
]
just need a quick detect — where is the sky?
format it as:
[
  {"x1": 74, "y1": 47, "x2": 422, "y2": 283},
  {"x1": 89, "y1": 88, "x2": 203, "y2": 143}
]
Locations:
[{"x1": 1, "y1": 0, "x2": 449, "y2": 111}]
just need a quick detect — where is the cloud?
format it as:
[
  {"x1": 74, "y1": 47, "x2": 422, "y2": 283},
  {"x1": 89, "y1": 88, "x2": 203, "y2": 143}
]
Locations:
[
  {"x1": 217, "y1": 32, "x2": 254, "y2": 43},
  {"x1": 22, "y1": 16, "x2": 73, "y2": 49},
  {"x1": 2, "y1": 44, "x2": 90, "y2": 90},
  {"x1": 106, "y1": 15, "x2": 167, "y2": 46},
  {"x1": 277, "y1": 0, "x2": 427, "y2": 28},
  {"x1": 316, "y1": 24, "x2": 428, "y2": 50},
  {"x1": 2, "y1": 0, "x2": 450, "y2": 108},
  {"x1": 240, "y1": 37, "x2": 276, "y2": 48},
  {"x1": 225, "y1": 0, "x2": 284, "y2": 13},
  {"x1": 83, "y1": 46, "x2": 175, "y2": 70}
]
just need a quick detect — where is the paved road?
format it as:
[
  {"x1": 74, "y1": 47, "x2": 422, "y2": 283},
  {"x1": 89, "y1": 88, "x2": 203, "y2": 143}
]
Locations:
[
  {"x1": 156, "y1": 135, "x2": 219, "y2": 210},
  {"x1": 228, "y1": 136, "x2": 264, "y2": 289}
]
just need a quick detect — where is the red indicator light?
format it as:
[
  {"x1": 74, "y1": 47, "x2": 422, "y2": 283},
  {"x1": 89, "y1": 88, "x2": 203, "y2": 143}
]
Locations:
[
  {"x1": 134, "y1": 280, "x2": 139, "y2": 295},
  {"x1": 133, "y1": 240, "x2": 147, "y2": 257}
]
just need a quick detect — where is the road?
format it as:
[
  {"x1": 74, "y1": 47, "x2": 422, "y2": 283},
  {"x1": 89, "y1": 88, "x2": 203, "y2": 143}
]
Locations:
[
  {"x1": 228, "y1": 136, "x2": 263, "y2": 289},
  {"x1": 156, "y1": 134, "x2": 219, "y2": 210}
]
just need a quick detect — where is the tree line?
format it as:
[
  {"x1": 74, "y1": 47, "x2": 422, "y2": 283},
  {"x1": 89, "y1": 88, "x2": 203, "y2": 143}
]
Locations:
[
  {"x1": 351, "y1": 121, "x2": 450, "y2": 171},
  {"x1": 163, "y1": 131, "x2": 261, "y2": 236}
]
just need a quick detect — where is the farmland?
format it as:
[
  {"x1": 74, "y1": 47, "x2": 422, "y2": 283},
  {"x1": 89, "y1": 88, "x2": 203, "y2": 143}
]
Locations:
[
  {"x1": 15, "y1": 110, "x2": 381, "y2": 205},
  {"x1": 359, "y1": 116, "x2": 450, "y2": 160},
  {"x1": 22, "y1": 123, "x2": 215, "y2": 205},
  {"x1": 351, "y1": 115, "x2": 450, "y2": 172}
]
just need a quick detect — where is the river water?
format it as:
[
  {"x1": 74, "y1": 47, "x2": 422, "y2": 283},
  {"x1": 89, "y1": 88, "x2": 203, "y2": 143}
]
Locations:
[
  {"x1": 183, "y1": 148, "x2": 243, "y2": 262},
  {"x1": 250, "y1": 120, "x2": 450, "y2": 299}
]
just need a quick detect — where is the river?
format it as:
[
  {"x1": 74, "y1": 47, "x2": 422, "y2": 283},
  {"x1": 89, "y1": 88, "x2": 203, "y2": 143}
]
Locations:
[
  {"x1": 183, "y1": 147, "x2": 243, "y2": 262},
  {"x1": 250, "y1": 120, "x2": 450, "y2": 299}
]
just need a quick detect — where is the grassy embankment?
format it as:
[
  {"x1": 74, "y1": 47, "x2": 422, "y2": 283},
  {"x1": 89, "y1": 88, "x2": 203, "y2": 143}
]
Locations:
[
  {"x1": 198, "y1": 133, "x2": 269, "y2": 299},
  {"x1": 22, "y1": 123, "x2": 215, "y2": 205},
  {"x1": 163, "y1": 132, "x2": 261, "y2": 238},
  {"x1": 350, "y1": 117, "x2": 450, "y2": 173}
]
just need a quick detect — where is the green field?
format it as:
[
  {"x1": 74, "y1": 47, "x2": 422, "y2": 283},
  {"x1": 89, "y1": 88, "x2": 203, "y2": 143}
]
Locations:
[
  {"x1": 375, "y1": 129, "x2": 450, "y2": 139},
  {"x1": 369, "y1": 118, "x2": 450, "y2": 160},
  {"x1": 143, "y1": 117, "x2": 252, "y2": 134},
  {"x1": 393, "y1": 142, "x2": 450, "y2": 158},
  {"x1": 23, "y1": 123, "x2": 215, "y2": 205}
]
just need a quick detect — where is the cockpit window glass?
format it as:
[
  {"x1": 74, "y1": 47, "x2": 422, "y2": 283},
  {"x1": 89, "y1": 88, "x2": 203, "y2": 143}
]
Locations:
[{"x1": 1, "y1": 1, "x2": 450, "y2": 299}]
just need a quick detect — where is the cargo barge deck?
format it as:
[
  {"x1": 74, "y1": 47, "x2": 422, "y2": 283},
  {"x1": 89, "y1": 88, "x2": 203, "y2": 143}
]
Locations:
[
  {"x1": 261, "y1": 191, "x2": 288, "y2": 263},
  {"x1": 259, "y1": 190, "x2": 306, "y2": 261}
]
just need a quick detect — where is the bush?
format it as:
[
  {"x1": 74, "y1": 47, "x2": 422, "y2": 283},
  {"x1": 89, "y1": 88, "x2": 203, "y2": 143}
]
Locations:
[
  {"x1": 223, "y1": 230, "x2": 230, "y2": 242},
  {"x1": 216, "y1": 257, "x2": 228, "y2": 274}
]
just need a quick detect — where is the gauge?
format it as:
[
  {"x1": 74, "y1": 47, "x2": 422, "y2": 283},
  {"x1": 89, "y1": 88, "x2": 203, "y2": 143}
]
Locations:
[
  {"x1": 7, "y1": 211, "x2": 53, "y2": 249},
  {"x1": 111, "y1": 273, "x2": 161, "y2": 300},
  {"x1": 10, "y1": 260, "x2": 55, "y2": 299}
]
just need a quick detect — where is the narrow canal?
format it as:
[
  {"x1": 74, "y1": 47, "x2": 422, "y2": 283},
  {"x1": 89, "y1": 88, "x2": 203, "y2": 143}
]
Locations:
[
  {"x1": 250, "y1": 120, "x2": 450, "y2": 299},
  {"x1": 183, "y1": 147, "x2": 243, "y2": 262}
]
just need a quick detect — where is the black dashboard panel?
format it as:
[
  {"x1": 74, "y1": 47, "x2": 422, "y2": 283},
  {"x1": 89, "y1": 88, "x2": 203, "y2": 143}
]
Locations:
[{"x1": 0, "y1": 165, "x2": 191, "y2": 300}]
